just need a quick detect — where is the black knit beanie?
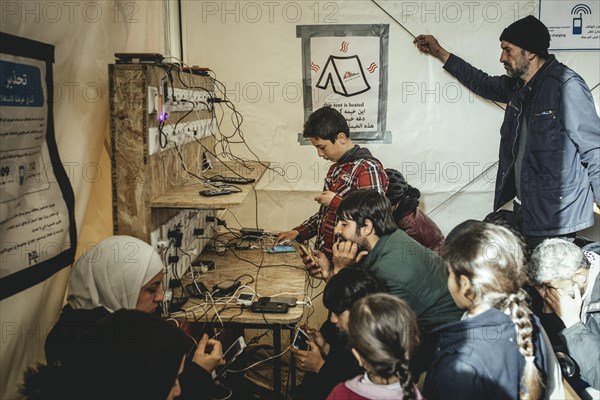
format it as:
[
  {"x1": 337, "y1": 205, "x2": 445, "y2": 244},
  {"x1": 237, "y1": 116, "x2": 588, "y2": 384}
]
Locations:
[{"x1": 500, "y1": 15, "x2": 550, "y2": 58}]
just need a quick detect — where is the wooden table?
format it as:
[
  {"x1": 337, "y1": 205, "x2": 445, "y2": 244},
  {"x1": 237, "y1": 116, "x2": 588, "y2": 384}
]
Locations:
[{"x1": 170, "y1": 242, "x2": 308, "y2": 398}]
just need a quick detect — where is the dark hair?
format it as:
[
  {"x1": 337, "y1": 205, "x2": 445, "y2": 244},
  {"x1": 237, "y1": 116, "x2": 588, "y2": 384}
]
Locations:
[
  {"x1": 385, "y1": 169, "x2": 420, "y2": 217},
  {"x1": 336, "y1": 189, "x2": 398, "y2": 237},
  {"x1": 444, "y1": 219, "x2": 481, "y2": 247},
  {"x1": 22, "y1": 310, "x2": 191, "y2": 399},
  {"x1": 348, "y1": 293, "x2": 420, "y2": 399},
  {"x1": 323, "y1": 268, "x2": 381, "y2": 315},
  {"x1": 442, "y1": 222, "x2": 544, "y2": 400},
  {"x1": 302, "y1": 106, "x2": 350, "y2": 143}
]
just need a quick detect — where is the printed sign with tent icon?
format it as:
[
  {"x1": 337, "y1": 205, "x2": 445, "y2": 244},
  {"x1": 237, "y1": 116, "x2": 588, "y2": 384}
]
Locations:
[
  {"x1": 315, "y1": 55, "x2": 371, "y2": 97},
  {"x1": 297, "y1": 24, "x2": 391, "y2": 143}
]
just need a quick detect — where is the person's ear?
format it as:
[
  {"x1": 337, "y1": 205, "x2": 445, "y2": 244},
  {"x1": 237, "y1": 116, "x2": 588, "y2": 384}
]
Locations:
[
  {"x1": 336, "y1": 132, "x2": 348, "y2": 144},
  {"x1": 573, "y1": 270, "x2": 587, "y2": 286},
  {"x1": 459, "y1": 274, "x2": 473, "y2": 299},
  {"x1": 351, "y1": 348, "x2": 365, "y2": 368},
  {"x1": 361, "y1": 219, "x2": 374, "y2": 236},
  {"x1": 525, "y1": 50, "x2": 536, "y2": 61}
]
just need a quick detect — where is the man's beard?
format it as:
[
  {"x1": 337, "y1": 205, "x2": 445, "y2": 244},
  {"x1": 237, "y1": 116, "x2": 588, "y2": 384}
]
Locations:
[
  {"x1": 505, "y1": 54, "x2": 529, "y2": 79},
  {"x1": 355, "y1": 236, "x2": 371, "y2": 253},
  {"x1": 337, "y1": 232, "x2": 371, "y2": 253}
]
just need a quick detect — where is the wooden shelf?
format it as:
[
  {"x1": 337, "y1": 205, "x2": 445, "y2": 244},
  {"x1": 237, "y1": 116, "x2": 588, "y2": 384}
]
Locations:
[{"x1": 148, "y1": 161, "x2": 269, "y2": 209}]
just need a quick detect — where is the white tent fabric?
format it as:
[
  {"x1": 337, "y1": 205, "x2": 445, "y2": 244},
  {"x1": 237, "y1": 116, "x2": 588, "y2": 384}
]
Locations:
[{"x1": 0, "y1": 2, "x2": 165, "y2": 398}]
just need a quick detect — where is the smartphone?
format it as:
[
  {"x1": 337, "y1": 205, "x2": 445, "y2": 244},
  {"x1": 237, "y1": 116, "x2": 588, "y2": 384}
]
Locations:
[
  {"x1": 212, "y1": 280, "x2": 241, "y2": 298},
  {"x1": 186, "y1": 282, "x2": 208, "y2": 298},
  {"x1": 212, "y1": 336, "x2": 246, "y2": 379},
  {"x1": 258, "y1": 296, "x2": 297, "y2": 307},
  {"x1": 199, "y1": 189, "x2": 233, "y2": 197},
  {"x1": 292, "y1": 327, "x2": 310, "y2": 351},
  {"x1": 298, "y1": 244, "x2": 319, "y2": 267},
  {"x1": 251, "y1": 300, "x2": 289, "y2": 313},
  {"x1": 236, "y1": 292, "x2": 255, "y2": 306},
  {"x1": 266, "y1": 245, "x2": 296, "y2": 253}
]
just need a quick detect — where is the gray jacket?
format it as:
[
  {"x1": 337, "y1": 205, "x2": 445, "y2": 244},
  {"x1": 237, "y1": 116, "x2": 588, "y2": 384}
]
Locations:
[{"x1": 444, "y1": 54, "x2": 599, "y2": 236}]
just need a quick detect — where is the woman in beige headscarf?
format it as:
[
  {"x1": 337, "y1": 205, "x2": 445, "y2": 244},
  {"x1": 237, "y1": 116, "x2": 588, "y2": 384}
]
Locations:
[
  {"x1": 41, "y1": 236, "x2": 224, "y2": 399},
  {"x1": 45, "y1": 235, "x2": 165, "y2": 364}
]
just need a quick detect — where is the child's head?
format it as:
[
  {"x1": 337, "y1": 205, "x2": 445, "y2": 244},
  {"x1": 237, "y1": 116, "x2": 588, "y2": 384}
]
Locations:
[
  {"x1": 303, "y1": 106, "x2": 353, "y2": 162},
  {"x1": 323, "y1": 268, "x2": 380, "y2": 332},
  {"x1": 442, "y1": 221, "x2": 526, "y2": 310},
  {"x1": 442, "y1": 221, "x2": 543, "y2": 399},
  {"x1": 303, "y1": 106, "x2": 350, "y2": 143},
  {"x1": 348, "y1": 293, "x2": 419, "y2": 398}
]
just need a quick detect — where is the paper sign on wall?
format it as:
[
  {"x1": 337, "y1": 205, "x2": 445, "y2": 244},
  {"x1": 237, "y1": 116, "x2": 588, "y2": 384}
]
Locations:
[
  {"x1": 297, "y1": 24, "x2": 390, "y2": 143},
  {"x1": 540, "y1": 0, "x2": 600, "y2": 50},
  {"x1": 0, "y1": 32, "x2": 76, "y2": 300}
]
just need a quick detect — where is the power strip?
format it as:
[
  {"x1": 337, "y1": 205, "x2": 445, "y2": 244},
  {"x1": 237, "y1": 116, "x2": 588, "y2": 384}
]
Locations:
[
  {"x1": 148, "y1": 118, "x2": 215, "y2": 155},
  {"x1": 240, "y1": 228, "x2": 264, "y2": 240}
]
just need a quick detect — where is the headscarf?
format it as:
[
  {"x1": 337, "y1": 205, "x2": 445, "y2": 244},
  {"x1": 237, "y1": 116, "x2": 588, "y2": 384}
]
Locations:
[{"x1": 67, "y1": 236, "x2": 164, "y2": 312}]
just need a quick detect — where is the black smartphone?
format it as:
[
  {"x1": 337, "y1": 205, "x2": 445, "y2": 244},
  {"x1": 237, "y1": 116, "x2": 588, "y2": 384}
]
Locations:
[
  {"x1": 251, "y1": 300, "x2": 289, "y2": 313},
  {"x1": 186, "y1": 282, "x2": 208, "y2": 298},
  {"x1": 292, "y1": 327, "x2": 310, "y2": 351},
  {"x1": 199, "y1": 189, "x2": 233, "y2": 197},
  {"x1": 258, "y1": 296, "x2": 297, "y2": 307}
]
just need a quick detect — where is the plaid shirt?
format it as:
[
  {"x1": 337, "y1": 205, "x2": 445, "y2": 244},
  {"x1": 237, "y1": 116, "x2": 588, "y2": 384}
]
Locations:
[{"x1": 294, "y1": 152, "x2": 388, "y2": 259}]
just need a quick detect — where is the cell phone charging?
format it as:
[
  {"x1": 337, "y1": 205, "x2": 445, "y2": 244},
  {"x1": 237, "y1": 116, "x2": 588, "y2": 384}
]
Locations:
[
  {"x1": 292, "y1": 327, "x2": 310, "y2": 351},
  {"x1": 236, "y1": 292, "x2": 255, "y2": 306},
  {"x1": 258, "y1": 296, "x2": 297, "y2": 307},
  {"x1": 266, "y1": 245, "x2": 296, "y2": 253},
  {"x1": 212, "y1": 336, "x2": 246, "y2": 380}
]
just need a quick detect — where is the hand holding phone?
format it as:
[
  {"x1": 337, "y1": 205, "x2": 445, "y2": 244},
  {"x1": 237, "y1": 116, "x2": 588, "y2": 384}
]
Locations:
[
  {"x1": 212, "y1": 336, "x2": 246, "y2": 379},
  {"x1": 300, "y1": 325, "x2": 327, "y2": 352},
  {"x1": 292, "y1": 327, "x2": 311, "y2": 351},
  {"x1": 193, "y1": 334, "x2": 223, "y2": 375},
  {"x1": 298, "y1": 244, "x2": 319, "y2": 267}
]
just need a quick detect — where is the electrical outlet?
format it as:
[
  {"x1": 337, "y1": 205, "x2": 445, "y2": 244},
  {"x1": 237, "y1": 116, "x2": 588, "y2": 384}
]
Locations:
[{"x1": 147, "y1": 86, "x2": 158, "y2": 114}]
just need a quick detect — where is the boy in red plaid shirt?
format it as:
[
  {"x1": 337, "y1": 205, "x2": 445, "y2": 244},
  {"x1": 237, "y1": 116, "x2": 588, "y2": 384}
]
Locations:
[{"x1": 277, "y1": 106, "x2": 388, "y2": 262}]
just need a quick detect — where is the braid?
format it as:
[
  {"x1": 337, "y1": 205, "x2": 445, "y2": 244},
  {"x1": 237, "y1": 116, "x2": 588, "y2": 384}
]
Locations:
[
  {"x1": 504, "y1": 289, "x2": 544, "y2": 400},
  {"x1": 395, "y1": 355, "x2": 416, "y2": 400}
]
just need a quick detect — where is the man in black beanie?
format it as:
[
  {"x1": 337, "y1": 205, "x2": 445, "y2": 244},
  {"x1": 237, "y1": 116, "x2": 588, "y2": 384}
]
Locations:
[{"x1": 412, "y1": 16, "x2": 599, "y2": 251}]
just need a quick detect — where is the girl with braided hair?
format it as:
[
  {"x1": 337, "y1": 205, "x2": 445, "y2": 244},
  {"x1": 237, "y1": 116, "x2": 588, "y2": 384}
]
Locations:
[
  {"x1": 424, "y1": 222, "x2": 564, "y2": 399},
  {"x1": 327, "y1": 293, "x2": 422, "y2": 400}
]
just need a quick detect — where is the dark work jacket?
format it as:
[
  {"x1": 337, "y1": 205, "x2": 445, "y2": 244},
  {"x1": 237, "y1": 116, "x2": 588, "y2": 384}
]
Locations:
[
  {"x1": 45, "y1": 305, "x2": 213, "y2": 399},
  {"x1": 178, "y1": 362, "x2": 214, "y2": 400},
  {"x1": 424, "y1": 308, "x2": 554, "y2": 399},
  {"x1": 45, "y1": 305, "x2": 110, "y2": 365},
  {"x1": 444, "y1": 54, "x2": 599, "y2": 236}
]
